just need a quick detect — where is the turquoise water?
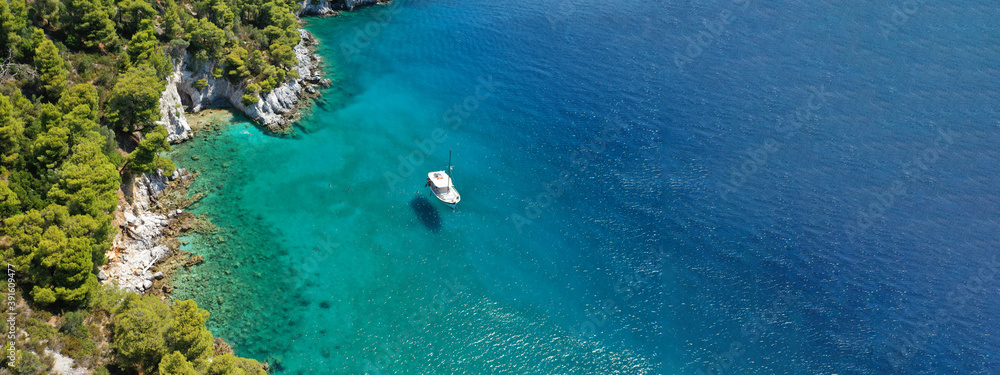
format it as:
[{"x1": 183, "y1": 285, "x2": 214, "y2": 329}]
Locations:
[
  {"x1": 171, "y1": 0, "x2": 1000, "y2": 374},
  {"x1": 171, "y1": 2, "x2": 665, "y2": 373}
]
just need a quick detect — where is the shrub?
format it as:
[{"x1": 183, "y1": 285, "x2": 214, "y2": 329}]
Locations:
[
  {"x1": 241, "y1": 93, "x2": 259, "y2": 105},
  {"x1": 194, "y1": 78, "x2": 208, "y2": 90},
  {"x1": 61, "y1": 310, "x2": 89, "y2": 339}
]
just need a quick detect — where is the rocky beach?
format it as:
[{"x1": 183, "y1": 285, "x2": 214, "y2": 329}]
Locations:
[{"x1": 101, "y1": 24, "x2": 330, "y2": 292}]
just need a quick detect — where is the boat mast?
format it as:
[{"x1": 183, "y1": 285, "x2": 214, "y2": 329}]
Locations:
[{"x1": 447, "y1": 150, "x2": 452, "y2": 193}]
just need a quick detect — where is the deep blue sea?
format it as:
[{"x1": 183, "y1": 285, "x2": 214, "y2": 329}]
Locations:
[{"x1": 170, "y1": 0, "x2": 1000, "y2": 373}]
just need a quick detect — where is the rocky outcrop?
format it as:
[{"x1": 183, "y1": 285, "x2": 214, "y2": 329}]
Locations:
[
  {"x1": 171, "y1": 29, "x2": 324, "y2": 132},
  {"x1": 46, "y1": 349, "x2": 87, "y2": 375},
  {"x1": 298, "y1": 0, "x2": 381, "y2": 15},
  {"x1": 102, "y1": 170, "x2": 190, "y2": 293},
  {"x1": 157, "y1": 60, "x2": 193, "y2": 143},
  {"x1": 125, "y1": 25, "x2": 325, "y2": 294},
  {"x1": 299, "y1": 0, "x2": 337, "y2": 16}
]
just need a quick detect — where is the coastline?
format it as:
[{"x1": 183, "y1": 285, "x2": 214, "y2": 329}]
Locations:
[
  {"x1": 158, "y1": 27, "x2": 329, "y2": 141},
  {"x1": 93, "y1": 3, "x2": 390, "y2": 371},
  {"x1": 102, "y1": 0, "x2": 397, "y2": 298},
  {"x1": 101, "y1": 22, "x2": 333, "y2": 291}
]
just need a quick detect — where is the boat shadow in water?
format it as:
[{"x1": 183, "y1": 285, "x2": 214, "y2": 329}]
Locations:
[{"x1": 409, "y1": 196, "x2": 442, "y2": 232}]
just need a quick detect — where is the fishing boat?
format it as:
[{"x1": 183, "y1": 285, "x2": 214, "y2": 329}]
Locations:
[{"x1": 427, "y1": 151, "x2": 460, "y2": 209}]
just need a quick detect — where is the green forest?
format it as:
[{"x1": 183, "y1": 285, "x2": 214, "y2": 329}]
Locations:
[{"x1": 0, "y1": 0, "x2": 305, "y2": 373}]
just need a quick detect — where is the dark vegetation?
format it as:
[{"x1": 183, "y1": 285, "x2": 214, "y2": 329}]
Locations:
[{"x1": 0, "y1": 0, "x2": 304, "y2": 372}]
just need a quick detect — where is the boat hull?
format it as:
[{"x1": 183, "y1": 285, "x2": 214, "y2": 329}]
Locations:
[
  {"x1": 429, "y1": 187, "x2": 460, "y2": 209},
  {"x1": 427, "y1": 170, "x2": 460, "y2": 209},
  {"x1": 439, "y1": 199, "x2": 457, "y2": 209}
]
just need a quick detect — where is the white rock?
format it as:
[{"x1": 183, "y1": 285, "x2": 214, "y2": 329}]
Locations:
[
  {"x1": 157, "y1": 58, "x2": 193, "y2": 143},
  {"x1": 298, "y1": 0, "x2": 380, "y2": 14},
  {"x1": 103, "y1": 173, "x2": 176, "y2": 293},
  {"x1": 174, "y1": 28, "x2": 322, "y2": 131},
  {"x1": 46, "y1": 349, "x2": 87, "y2": 375}
]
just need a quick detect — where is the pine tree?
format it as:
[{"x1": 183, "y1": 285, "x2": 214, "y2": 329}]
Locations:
[
  {"x1": 58, "y1": 83, "x2": 100, "y2": 122},
  {"x1": 0, "y1": 180, "x2": 20, "y2": 216},
  {"x1": 30, "y1": 104, "x2": 70, "y2": 169},
  {"x1": 165, "y1": 300, "x2": 214, "y2": 365},
  {"x1": 113, "y1": 293, "x2": 170, "y2": 372},
  {"x1": 207, "y1": 354, "x2": 268, "y2": 375},
  {"x1": 34, "y1": 38, "x2": 67, "y2": 99},
  {"x1": 124, "y1": 125, "x2": 176, "y2": 175},
  {"x1": 2, "y1": 204, "x2": 99, "y2": 306},
  {"x1": 269, "y1": 41, "x2": 296, "y2": 68},
  {"x1": 115, "y1": 0, "x2": 155, "y2": 38},
  {"x1": 64, "y1": 0, "x2": 117, "y2": 50},
  {"x1": 186, "y1": 17, "x2": 227, "y2": 59},
  {"x1": 162, "y1": 0, "x2": 186, "y2": 39},
  {"x1": 0, "y1": 93, "x2": 24, "y2": 165},
  {"x1": 106, "y1": 64, "x2": 165, "y2": 132},
  {"x1": 158, "y1": 351, "x2": 198, "y2": 375},
  {"x1": 48, "y1": 133, "x2": 119, "y2": 218},
  {"x1": 48, "y1": 235, "x2": 98, "y2": 304}
]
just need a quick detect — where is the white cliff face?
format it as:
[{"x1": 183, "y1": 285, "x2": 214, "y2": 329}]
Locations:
[
  {"x1": 176, "y1": 60, "x2": 244, "y2": 113},
  {"x1": 103, "y1": 171, "x2": 187, "y2": 293},
  {"x1": 299, "y1": 0, "x2": 380, "y2": 15},
  {"x1": 339, "y1": 0, "x2": 381, "y2": 9},
  {"x1": 112, "y1": 29, "x2": 323, "y2": 292},
  {"x1": 172, "y1": 29, "x2": 323, "y2": 131},
  {"x1": 299, "y1": 0, "x2": 336, "y2": 15},
  {"x1": 158, "y1": 61, "x2": 193, "y2": 143}
]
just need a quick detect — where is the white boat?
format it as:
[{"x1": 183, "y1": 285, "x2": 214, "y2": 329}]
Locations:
[{"x1": 427, "y1": 151, "x2": 460, "y2": 209}]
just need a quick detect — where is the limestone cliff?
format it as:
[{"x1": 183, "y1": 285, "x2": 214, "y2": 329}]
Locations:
[
  {"x1": 158, "y1": 59, "x2": 193, "y2": 143},
  {"x1": 102, "y1": 170, "x2": 189, "y2": 292},
  {"x1": 161, "y1": 29, "x2": 324, "y2": 134},
  {"x1": 299, "y1": 0, "x2": 382, "y2": 15},
  {"x1": 299, "y1": 0, "x2": 337, "y2": 15}
]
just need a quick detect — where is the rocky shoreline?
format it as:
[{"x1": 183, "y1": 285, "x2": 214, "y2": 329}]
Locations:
[
  {"x1": 157, "y1": 28, "x2": 328, "y2": 141},
  {"x1": 298, "y1": 0, "x2": 386, "y2": 16},
  {"x1": 101, "y1": 170, "x2": 194, "y2": 292},
  {"x1": 102, "y1": 25, "x2": 331, "y2": 291}
]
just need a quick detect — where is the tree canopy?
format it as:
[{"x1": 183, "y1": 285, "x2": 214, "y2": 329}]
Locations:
[
  {"x1": 106, "y1": 64, "x2": 166, "y2": 133},
  {"x1": 34, "y1": 38, "x2": 67, "y2": 99},
  {"x1": 126, "y1": 125, "x2": 176, "y2": 175},
  {"x1": 0, "y1": 0, "x2": 306, "y2": 371}
]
